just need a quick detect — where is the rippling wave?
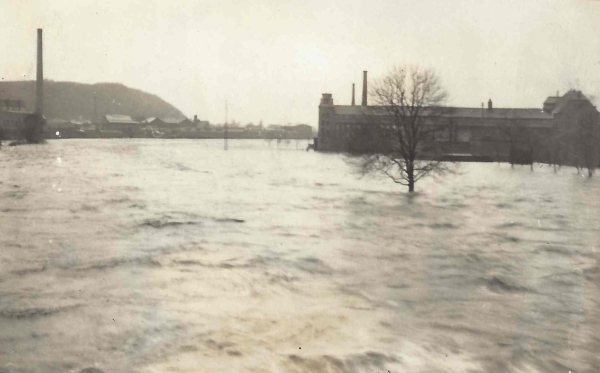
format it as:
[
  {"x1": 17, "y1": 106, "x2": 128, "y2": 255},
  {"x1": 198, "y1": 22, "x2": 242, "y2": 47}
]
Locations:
[{"x1": 0, "y1": 139, "x2": 598, "y2": 373}]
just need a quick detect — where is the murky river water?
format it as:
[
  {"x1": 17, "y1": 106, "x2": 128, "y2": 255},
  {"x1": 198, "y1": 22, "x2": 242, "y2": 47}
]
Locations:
[{"x1": 0, "y1": 139, "x2": 598, "y2": 373}]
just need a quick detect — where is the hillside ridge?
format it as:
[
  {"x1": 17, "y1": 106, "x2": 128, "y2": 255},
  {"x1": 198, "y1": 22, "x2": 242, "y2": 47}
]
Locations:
[{"x1": 0, "y1": 80, "x2": 185, "y2": 121}]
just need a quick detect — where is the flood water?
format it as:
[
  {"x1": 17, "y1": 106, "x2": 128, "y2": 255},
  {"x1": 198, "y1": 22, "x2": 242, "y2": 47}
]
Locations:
[{"x1": 1, "y1": 139, "x2": 598, "y2": 373}]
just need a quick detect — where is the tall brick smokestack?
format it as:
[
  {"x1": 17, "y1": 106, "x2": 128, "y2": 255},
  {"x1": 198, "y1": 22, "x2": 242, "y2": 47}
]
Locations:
[
  {"x1": 35, "y1": 28, "x2": 43, "y2": 115},
  {"x1": 351, "y1": 83, "x2": 355, "y2": 106},
  {"x1": 361, "y1": 71, "x2": 367, "y2": 106}
]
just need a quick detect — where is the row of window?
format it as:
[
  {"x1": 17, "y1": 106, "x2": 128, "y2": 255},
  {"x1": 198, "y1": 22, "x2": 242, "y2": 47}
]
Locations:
[
  {"x1": 320, "y1": 125, "x2": 474, "y2": 142},
  {"x1": 0, "y1": 119, "x2": 24, "y2": 128}
]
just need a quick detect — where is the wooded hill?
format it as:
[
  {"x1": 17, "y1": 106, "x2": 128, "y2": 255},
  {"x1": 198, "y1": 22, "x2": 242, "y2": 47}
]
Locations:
[{"x1": 0, "y1": 81, "x2": 185, "y2": 121}]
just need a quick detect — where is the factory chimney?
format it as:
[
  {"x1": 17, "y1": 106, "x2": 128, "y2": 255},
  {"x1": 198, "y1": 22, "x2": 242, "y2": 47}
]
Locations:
[
  {"x1": 351, "y1": 83, "x2": 355, "y2": 106},
  {"x1": 361, "y1": 71, "x2": 368, "y2": 106},
  {"x1": 35, "y1": 28, "x2": 43, "y2": 115}
]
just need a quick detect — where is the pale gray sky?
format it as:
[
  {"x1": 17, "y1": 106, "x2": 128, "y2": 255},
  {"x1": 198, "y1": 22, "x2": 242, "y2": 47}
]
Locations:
[{"x1": 2, "y1": 0, "x2": 600, "y2": 126}]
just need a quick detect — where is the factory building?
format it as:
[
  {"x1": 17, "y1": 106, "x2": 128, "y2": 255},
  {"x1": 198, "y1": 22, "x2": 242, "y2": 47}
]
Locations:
[{"x1": 318, "y1": 71, "x2": 600, "y2": 167}]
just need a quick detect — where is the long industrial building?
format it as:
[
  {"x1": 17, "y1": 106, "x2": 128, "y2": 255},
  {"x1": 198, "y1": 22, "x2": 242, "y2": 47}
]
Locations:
[{"x1": 318, "y1": 71, "x2": 600, "y2": 168}]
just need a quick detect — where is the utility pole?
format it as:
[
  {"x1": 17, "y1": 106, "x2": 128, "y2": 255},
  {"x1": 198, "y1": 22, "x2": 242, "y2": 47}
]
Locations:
[
  {"x1": 93, "y1": 91, "x2": 97, "y2": 123},
  {"x1": 224, "y1": 99, "x2": 229, "y2": 151}
]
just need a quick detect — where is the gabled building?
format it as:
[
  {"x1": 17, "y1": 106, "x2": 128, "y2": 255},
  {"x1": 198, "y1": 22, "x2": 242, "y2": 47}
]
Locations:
[
  {"x1": 102, "y1": 115, "x2": 139, "y2": 135},
  {"x1": 146, "y1": 117, "x2": 187, "y2": 130},
  {"x1": 161, "y1": 118, "x2": 183, "y2": 127},
  {"x1": 196, "y1": 120, "x2": 210, "y2": 130},
  {"x1": 0, "y1": 100, "x2": 35, "y2": 139},
  {"x1": 47, "y1": 118, "x2": 80, "y2": 130},
  {"x1": 178, "y1": 118, "x2": 194, "y2": 128},
  {"x1": 1, "y1": 99, "x2": 26, "y2": 112},
  {"x1": 190, "y1": 115, "x2": 210, "y2": 130},
  {"x1": 284, "y1": 124, "x2": 313, "y2": 139},
  {"x1": 140, "y1": 117, "x2": 157, "y2": 125}
]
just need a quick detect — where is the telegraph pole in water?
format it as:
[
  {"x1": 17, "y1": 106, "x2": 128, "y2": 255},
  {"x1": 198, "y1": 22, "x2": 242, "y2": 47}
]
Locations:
[
  {"x1": 224, "y1": 99, "x2": 229, "y2": 151},
  {"x1": 93, "y1": 92, "x2": 97, "y2": 124}
]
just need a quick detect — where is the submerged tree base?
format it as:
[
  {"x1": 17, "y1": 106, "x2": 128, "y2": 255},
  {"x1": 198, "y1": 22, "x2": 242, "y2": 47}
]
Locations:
[
  {"x1": 8, "y1": 139, "x2": 47, "y2": 147},
  {"x1": 22, "y1": 114, "x2": 46, "y2": 144}
]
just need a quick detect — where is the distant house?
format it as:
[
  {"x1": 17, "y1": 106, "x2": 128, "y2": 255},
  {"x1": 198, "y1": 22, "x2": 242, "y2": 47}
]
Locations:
[
  {"x1": 47, "y1": 118, "x2": 69, "y2": 127},
  {"x1": 191, "y1": 115, "x2": 210, "y2": 130},
  {"x1": 70, "y1": 119, "x2": 92, "y2": 126},
  {"x1": 140, "y1": 117, "x2": 156, "y2": 125},
  {"x1": 47, "y1": 118, "x2": 80, "y2": 130},
  {"x1": 0, "y1": 98, "x2": 32, "y2": 140},
  {"x1": 146, "y1": 117, "x2": 164, "y2": 128},
  {"x1": 196, "y1": 121, "x2": 210, "y2": 130},
  {"x1": 103, "y1": 114, "x2": 138, "y2": 125},
  {"x1": 244, "y1": 124, "x2": 261, "y2": 131},
  {"x1": 71, "y1": 119, "x2": 95, "y2": 132},
  {"x1": 1, "y1": 99, "x2": 26, "y2": 112},
  {"x1": 285, "y1": 124, "x2": 313, "y2": 138},
  {"x1": 193, "y1": 120, "x2": 209, "y2": 130},
  {"x1": 102, "y1": 115, "x2": 139, "y2": 133},
  {"x1": 147, "y1": 117, "x2": 185, "y2": 130},
  {"x1": 179, "y1": 118, "x2": 194, "y2": 128},
  {"x1": 162, "y1": 118, "x2": 183, "y2": 128}
]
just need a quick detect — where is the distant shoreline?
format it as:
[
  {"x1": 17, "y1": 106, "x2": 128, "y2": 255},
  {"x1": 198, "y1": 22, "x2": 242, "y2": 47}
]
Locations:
[{"x1": 45, "y1": 128, "x2": 315, "y2": 141}]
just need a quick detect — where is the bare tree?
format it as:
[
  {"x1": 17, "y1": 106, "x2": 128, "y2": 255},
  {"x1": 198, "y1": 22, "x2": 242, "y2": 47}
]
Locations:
[
  {"x1": 497, "y1": 121, "x2": 541, "y2": 170},
  {"x1": 348, "y1": 65, "x2": 451, "y2": 192},
  {"x1": 542, "y1": 131, "x2": 566, "y2": 173},
  {"x1": 22, "y1": 114, "x2": 46, "y2": 144},
  {"x1": 550, "y1": 97, "x2": 600, "y2": 177}
]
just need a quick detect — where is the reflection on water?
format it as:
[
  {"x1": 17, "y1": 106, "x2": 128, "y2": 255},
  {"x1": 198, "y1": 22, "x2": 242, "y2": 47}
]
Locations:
[{"x1": 0, "y1": 139, "x2": 598, "y2": 373}]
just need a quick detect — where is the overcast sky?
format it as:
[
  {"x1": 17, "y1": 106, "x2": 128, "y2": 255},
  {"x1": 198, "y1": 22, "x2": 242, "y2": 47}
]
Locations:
[{"x1": 2, "y1": 0, "x2": 600, "y2": 126}]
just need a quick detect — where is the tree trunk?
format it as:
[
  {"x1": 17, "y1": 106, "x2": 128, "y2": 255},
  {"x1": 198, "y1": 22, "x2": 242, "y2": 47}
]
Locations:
[{"x1": 407, "y1": 161, "x2": 415, "y2": 192}]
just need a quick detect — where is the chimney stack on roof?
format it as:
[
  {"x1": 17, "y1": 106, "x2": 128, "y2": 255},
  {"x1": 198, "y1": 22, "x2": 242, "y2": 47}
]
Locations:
[
  {"x1": 35, "y1": 28, "x2": 43, "y2": 115},
  {"x1": 362, "y1": 71, "x2": 368, "y2": 106},
  {"x1": 320, "y1": 93, "x2": 333, "y2": 106},
  {"x1": 351, "y1": 83, "x2": 355, "y2": 106},
  {"x1": 488, "y1": 99, "x2": 493, "y2": 110}
]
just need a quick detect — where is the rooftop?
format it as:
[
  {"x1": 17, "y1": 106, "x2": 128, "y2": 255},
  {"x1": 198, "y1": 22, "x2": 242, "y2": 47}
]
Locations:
[
  {"x1": 105, "y1": 115, "x2": 139, "y2": 124},
  {"x1": 333, "y1": 105, "x2": 552, "y2": 120},
  {"x1": 161, "y1": 117, "x2": 183, "y2": 124},
  {"x1": 550, "y1": 90, "x2": 591, "y2": 114}
]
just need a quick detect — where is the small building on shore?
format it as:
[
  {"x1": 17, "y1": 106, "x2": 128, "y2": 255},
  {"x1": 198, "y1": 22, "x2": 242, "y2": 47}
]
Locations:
[
  {"x1": 0, "y1": 101, "x2": 32, "y2": 140},
  {"x1": 102, "y1": 115, "x2": 139, "y2": 135},
  {"x1": 178, "y1": 118, "x2": 194, "y2": 128}
]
